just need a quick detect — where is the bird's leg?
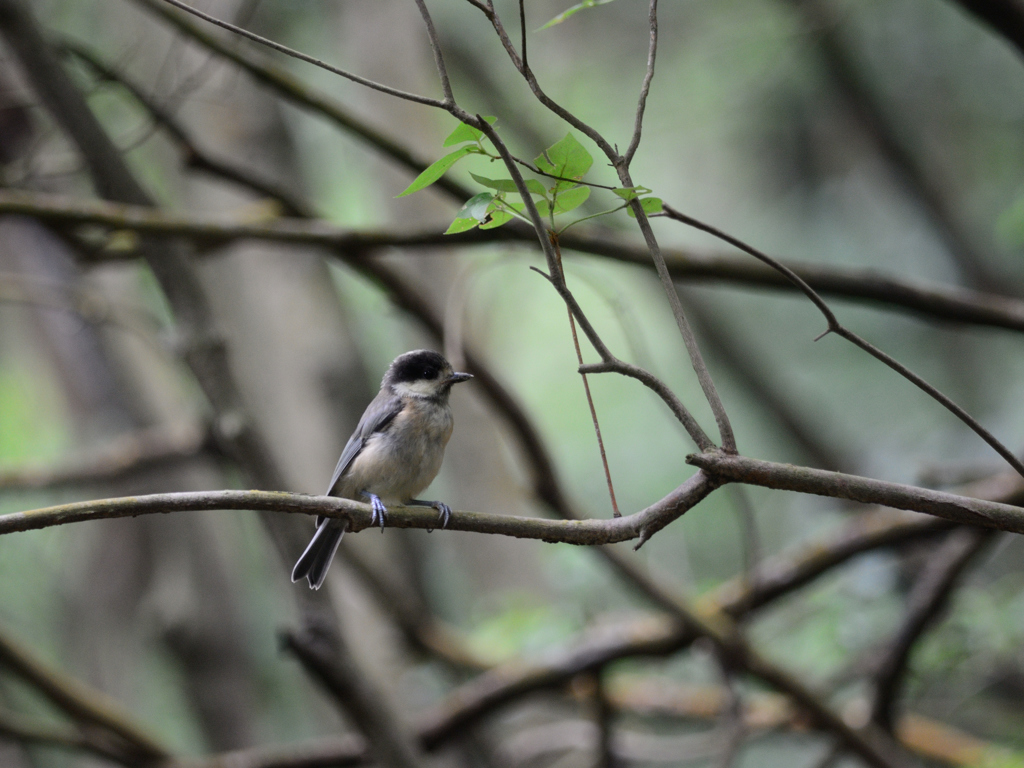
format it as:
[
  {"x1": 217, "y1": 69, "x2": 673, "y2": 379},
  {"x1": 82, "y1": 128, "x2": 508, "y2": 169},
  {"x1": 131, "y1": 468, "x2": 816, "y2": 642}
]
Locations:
[
  {"x1": 362, "y1": 492, "x2": 388, "y2": 530},
  {"x1": 407, "y1": 498, "x2": 452, "y2": 529}
]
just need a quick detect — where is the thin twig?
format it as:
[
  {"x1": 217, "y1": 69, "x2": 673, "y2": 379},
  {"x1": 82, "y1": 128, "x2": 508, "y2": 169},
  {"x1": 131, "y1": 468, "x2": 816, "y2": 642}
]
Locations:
[
  {"x1": 412, "y1": 0, "x2": 454, "y2": 104},
  {"x1": 552, "y1": 236, "x2": 621, "y2": 516},
  {"x1": 623, "y1": 0, "x2": 658, "y2": 166},
  {"x1": 660, "y1": 204, "x2": 1024, "y2": 481},
  {"x1": 462, "y1": 0, "x2": 736, "y2": 451},
  {"x1": 153, "y1": 0, "x2": 446, "y2": 107},
  {"x1": 682, "y1": 292, "x2": 854, "y2": 471},
  {"x1": 465, "y1": 0, "x2": 619, "y2": 160},
  {"x1": 519, "y1": 0, "x2": 528, "y2": 72},
  {"x1": 620, "y1": 189, "x2": 736, "y2": 451},
  {"x1": 463, "y1": 116, "x2": 717, "y2": 451}
]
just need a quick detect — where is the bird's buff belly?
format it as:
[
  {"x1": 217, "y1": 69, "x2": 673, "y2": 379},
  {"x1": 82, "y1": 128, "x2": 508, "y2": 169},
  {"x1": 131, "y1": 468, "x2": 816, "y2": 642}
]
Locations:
[{"x1": 337, "y1": 407, "x2": 452, "y2": 502}]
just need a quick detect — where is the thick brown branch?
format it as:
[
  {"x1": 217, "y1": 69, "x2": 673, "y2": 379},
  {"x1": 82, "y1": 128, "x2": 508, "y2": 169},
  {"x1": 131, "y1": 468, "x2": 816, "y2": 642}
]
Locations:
[
  {"x1": 687, "y1": 452, "x2": 1024, "y2": 532},
  {"x1": 0, "y1": 474, "x2": 716, "y2": 544}
]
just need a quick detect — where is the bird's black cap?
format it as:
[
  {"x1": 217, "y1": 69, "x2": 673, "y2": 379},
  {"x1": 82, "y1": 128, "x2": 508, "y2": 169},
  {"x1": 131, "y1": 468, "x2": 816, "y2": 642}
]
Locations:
[{"x1": 386, "y1": 349, "x2": 450, "y2": 384}]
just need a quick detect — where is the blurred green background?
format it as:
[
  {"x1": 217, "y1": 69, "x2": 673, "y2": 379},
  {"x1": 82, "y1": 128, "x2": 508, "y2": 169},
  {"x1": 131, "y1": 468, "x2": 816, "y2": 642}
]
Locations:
[{"x1": 1, "y1": 0, "x2": 1024, "y2": 765}]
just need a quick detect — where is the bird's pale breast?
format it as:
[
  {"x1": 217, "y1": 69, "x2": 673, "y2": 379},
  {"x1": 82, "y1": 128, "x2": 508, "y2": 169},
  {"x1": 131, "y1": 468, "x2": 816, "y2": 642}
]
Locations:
[{"x1": 338, "y1": 399, "x2": 453, "y2": 502}]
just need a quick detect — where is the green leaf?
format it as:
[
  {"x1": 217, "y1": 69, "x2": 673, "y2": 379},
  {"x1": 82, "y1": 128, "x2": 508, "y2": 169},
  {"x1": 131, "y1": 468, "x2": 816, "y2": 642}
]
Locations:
[
  {"x1": 470, "y1": 173, "x2": 547, "y2": 196},
  {"x1": 553, "y1": 185, "x2": 590, "y2": 214},
  {"x1": 397, "y1": 146, "x2": 478, "y2": 197},
  {"x1": 442, "y1": 116, "x2": 497, "y2": 147},
  {"x1": 457, "y1": 192, "x2": 495, "y2": 222},
  {"x1": 626, "y1": 196, "x2": 663, "y2": 218},
  {"x1": 445, "y1": 217, "x2": 480, "y2": 235},
  {"x1": 613, "y1": 186, "x2": 652, "y2": 201},
  {"x1": 534, "y1": 133, "x2": 593, "y2": 182},
  {"x1": 540, "y1": 0, "x2": 616, "y2": 30},
  {"x1": 480, "y1": 210, "x2": 515, "y2": 229}
]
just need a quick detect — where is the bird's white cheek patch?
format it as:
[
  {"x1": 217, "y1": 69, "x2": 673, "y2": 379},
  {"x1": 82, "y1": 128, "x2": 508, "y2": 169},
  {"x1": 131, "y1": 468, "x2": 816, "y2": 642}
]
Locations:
[{"x1": 393, "y1": 379, "x2": 444, "y2": 398}]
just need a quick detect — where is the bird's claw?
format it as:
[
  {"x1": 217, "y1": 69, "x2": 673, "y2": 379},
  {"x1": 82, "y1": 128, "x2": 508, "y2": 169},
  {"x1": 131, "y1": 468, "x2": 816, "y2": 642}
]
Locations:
[
  {"x1": 435, "y1": 502, "x2": 452, "y2": 529},
  {"x1": 368, "y1": 494, "x2": 388, "y2": 531}
]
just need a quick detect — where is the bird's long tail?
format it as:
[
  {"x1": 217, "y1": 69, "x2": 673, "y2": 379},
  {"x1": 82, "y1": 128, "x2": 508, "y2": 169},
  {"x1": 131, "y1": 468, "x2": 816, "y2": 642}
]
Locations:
[{"x1": 290, "y1": 520, "x2": 347, "y2": 590}]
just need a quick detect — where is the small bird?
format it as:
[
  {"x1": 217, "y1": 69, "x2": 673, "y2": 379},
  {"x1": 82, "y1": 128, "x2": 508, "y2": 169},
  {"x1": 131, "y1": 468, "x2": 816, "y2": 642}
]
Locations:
[{"x1": 291, "y1": 349, "x2": 473, "y2": 590}]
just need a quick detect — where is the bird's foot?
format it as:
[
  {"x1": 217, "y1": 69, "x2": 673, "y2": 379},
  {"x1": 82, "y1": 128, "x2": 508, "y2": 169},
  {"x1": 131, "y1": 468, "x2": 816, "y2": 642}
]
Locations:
[
  {"x1": 434, "y1": 502, "x2": 452, "y2": 529},
  {"x1": 364, "y1": 493, "x2": 388, "y2": 530},
  {"x1": 408, "y1": 498, "x2": 452, "y2": 529}
]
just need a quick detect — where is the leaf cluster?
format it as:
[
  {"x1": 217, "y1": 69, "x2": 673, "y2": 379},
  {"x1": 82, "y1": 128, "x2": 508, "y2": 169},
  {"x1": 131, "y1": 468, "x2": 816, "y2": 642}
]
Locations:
[{"x1": 399, "y1": 120, "x2": 662, "y2": 235}]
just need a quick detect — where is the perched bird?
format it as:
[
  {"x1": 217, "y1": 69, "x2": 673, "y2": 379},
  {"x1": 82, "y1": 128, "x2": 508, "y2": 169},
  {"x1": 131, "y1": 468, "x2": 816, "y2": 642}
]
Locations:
[{"x1": 291, "y1": 349, "x2": 473, "y2": 589}]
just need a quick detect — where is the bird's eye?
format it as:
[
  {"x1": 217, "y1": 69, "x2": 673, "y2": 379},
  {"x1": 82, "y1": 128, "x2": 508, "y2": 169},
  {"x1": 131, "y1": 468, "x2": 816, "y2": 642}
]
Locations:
[{"x1": 422, "y1": 368, "x2": 435, "y2": 379}]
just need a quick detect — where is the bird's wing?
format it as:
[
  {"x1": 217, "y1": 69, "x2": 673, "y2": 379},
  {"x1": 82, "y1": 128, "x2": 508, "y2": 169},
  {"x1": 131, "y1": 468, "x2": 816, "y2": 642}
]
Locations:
[{"x1": 326, "y1": 391, "x2": 404, "y2": 496}]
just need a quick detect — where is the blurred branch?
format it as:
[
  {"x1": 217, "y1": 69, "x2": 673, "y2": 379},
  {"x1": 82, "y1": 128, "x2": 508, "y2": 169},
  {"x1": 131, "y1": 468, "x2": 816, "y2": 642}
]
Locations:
[
  {"x1": 60, "y1": 38, "x2": 314, "y2": 217},
  {"x1": 176, "y1": 736, "x2": 366, "y2": 768},
  {"x1": 7, "y1": 190, "x2": 1024, "y2": 336},
  {"x1": 870, "y1": 527, "x2": 994, "y2": 731},
  {"x1": 282, "y1": 627, "x2": 427, "y2": 768},
  {"x1": 0, "y1": 708, "x2": 109, "y2": 765},
  {"x1": 0, "y1": 0, "x2": 350, "y2": 652},
  {"x1": 494, "y1": 718, "x2": 725, "y2": 767},
  {"x1": 786, "y1": 0, "x2": 1007, "y2": 293},
  {"x1": 608, "y1": 679, "x2": 1021, "y2": 768},
  {"x1": 706, "y1": 508, "x2": 953, "y2": 616},
  {"x1": 945, "y1": 0, "x2": 1024, "y2": 58},
  {"x1": 152, "y1": 0, "x2": 445, "y2": 107},
  {"x1": 180, "y1": 700, "x2": 1018, "y2": 768},
  {"x1": 129, "y1": 0, "x2": 474, "y2": 201},
  {"x1": 337, "y1": 547, "x2": 489, "y2": 671},
  {"x1": 0, "y1": 708, "x2": 127, "y2": 764},
  {"x1": 0, "y1": 270, "x2": 167, "y2": 355},
  {"x1": 0, "y1": 628, "x2": 169, "y2": 763},
  {"x1": 0, "y1": 0, "x2": 288, "y2": 491},
  {"x1": 592, "y1": 549, "x2": 906, "y2": 768},
  {"x1": 0, "y1": 423, "x2": 213, "y2": 492},
  {"x1": 416, "y1": 616, "x2": 689, "y2": 751}
]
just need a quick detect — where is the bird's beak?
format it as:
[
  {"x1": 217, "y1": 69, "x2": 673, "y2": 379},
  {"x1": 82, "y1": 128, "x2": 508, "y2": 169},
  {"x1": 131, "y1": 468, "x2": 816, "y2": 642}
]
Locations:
[{"x1": 447, "y1": 372, "x2": 473, "y2": 385}]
